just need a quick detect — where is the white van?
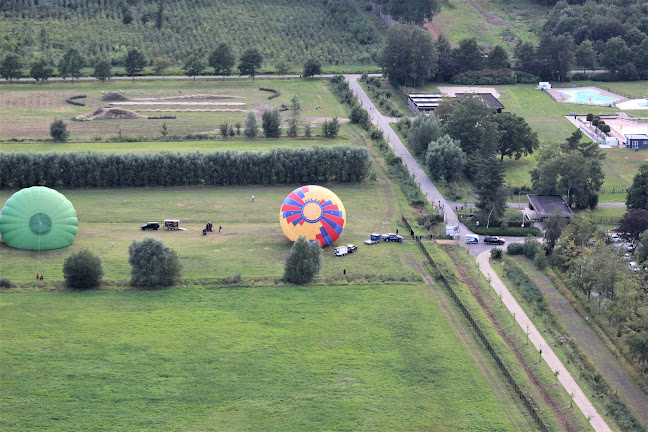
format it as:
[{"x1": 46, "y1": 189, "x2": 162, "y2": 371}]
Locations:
[
  {"x1": 465, "y1": 234, "x2": 479, "y2": 244},
  {"x1": 334, "y1": 246, "x2": 348, "y2": 256}
]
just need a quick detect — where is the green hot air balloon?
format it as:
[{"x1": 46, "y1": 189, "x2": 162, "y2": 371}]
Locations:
[{"x1": 0, "y1": 187, "x2": 78, "y2": 250}]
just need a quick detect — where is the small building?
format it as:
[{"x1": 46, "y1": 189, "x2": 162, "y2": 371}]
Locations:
[
  {"x1": 624, "y1": 134, "x2": 648, "y2": 150},
  {"x1": 408, "y1": 93, "x2": 443, "y2": 114},
  {"x1": 538, "y1": 82, "x2": 551, "y2": 89},
  {"x1": 526, "y1": 194, "x2": 574, "y2": 221},
  {"x1": 455, "y1": 93, "x2": 505, "y2": 113}
]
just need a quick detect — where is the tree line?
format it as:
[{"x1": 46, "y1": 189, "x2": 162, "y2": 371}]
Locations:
[
  {"x1": 379, "y1": 22, "x2": 648, "y2": 86},
  {"x1": 0, "y1": 146, "x2": 372, "y2": 189},
  {"x1": 0, "y1": 45, "x2": 325, "y2": 82}
]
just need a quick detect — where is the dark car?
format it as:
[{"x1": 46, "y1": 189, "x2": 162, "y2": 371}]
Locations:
[
  {"x1": 382, "y1": 233, "x2": 404, "y2": 242},
  {"x1": 141, "y1": 221, "x2": 160, "y2": 230},
  {"x1": 483, "y1": 236, "x2": 505, "y2": 245}
]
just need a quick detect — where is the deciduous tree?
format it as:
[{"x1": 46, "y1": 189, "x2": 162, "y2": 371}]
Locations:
[
  {"x1": 626, "y1": 162, "x2": 648, "y2": 210},
  {"x1": 283, "y1": 235, "x2": 322, "y2": 284},
  {"x1": 183, "y1": 54, "x2": 205, "y2": 81},
  {"x1": 125, "y1": 49, "x2": 146, "y2": 83},
  {"x1": 0, "y1": 53, "x2": 21, "y2": 82},
  {"x1": 30, "y1": 57, "x2": 53, "y2": 82},
  {"x1": 494, "y1": 113, "x2": 539, "y2": 161},
  {"x1": 618, "y1": 209, "x2": 648, "y2": 241},
  {"x1": 128, "y1": 237, "x2": 182, "y2": 287},
  {"x1": 59, "y1": 48, "x2": 84, "y2": 80},
  {"x1": 379, "y1": 24, "x2": 437, "y2": 86},
  {"x1": 209, "y1": 43, "x2": 235, "y2": 79},
  {"x1": 487, "y1": 45, "x2": 510, "y2": 69},
  {"x1": 425, "y1": 134, "x2": 466, "y2": 181},
  {"x1": 63, "y1": 249, "x2": 103, "y2": 289},
  {"x1": 152, "y1": 57, "x2": 171, "y2": 79},
  {"x1": 575, "y1": 40, "x2": 596, "y2": 72},
  {"x1": 408, "y1": 114, "x2": 441, "y2": 155},
  {"x1": 238, "y1": 48, "x2": 263, "y2": 80},
  {"x1": 50, "y1": 119, "x2": 69, "y2": 142},
  {"x1": 287, "y1": 96, "x2": 301, "y2": 137},
  {"x1": 244, "y1": 111, "x2": 258, "y2": 138},
  {"x1": 302, "y1": 58, "x2": 322, "y2": 78},
  {"x1": 92, "y1": 58, "x2": 112, "y2": 83},
  {"x1": 262, "y1": 109, "x2": 281, "y2": 138}
]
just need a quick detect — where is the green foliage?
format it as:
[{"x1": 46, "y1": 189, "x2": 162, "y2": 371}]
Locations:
[
  {"x1": 533, "y1": 253, "x2": 547, "y2": 269},
  {"x1": 453, "y1": 38, "x2": 484, "y2": 71},
  {"x1": 183, "y1": 54, "x2": 205, "y2": 80},
  {"x1": 63, "y1": 249, "x2": 103, "y2": 289},
  {"x1": 626, "y1": 162, "x2": 648, "y2": 210},
  {"x1": 442, "y1": 96, "x2": 499, "y2": 157},
  {"x1": 125, "y1": 49, "x2": 146, "y2": 81},
  {"x1": 261, "y1": 109, "x2": 281, "y2": 138},
  {"x1": 30, "y1": 57, "x2": 53, "y2": 81},
  {"x1": 543, "y1": 213, "x2": 568, "y2": 250},
  {"x1": 59, "y1": 48, "x2": 84, "y2": 80},
  {"x1": 575, "y1": 40, "x2": 596, "y2": 72},
  {"x1": 244, "y1": 111, "x2": 258, "y2": 138},
  {"x1": 283, "y1": 235, "x2": 322, "y2": 284},
  {"x1": 618, "y1": 209, "x2": 648, "y2": 241},
  {"x1": 321, "y1": 118, "x2": 340, "y2": 138},
  {"x1": 0, "y1": 146, "x2": 372, "y2": 188},
  {"x1": 349, "y1": 105, "x2": 370, "y2": 129},
  {"x1": 374, "y1": 0, "x2": 440, "y2": 25},
  {"x1": 408, "y1": 114, "x2": 441, "y2": 156},
  {"x1": 425, "y1": 134, "x2": 466, "y2": 181},
  {"x1": 487, "y1": 45, "x2": 510, "y2": 69},
  {"x1": 274, "y1": 55, "x2": 290, "y2": 76},
  {"x1": 209, "y1": 43, "x2": 236, "y2": 78},
  {"x1": 522, "y1": 236, "x2": 543, "y2": 259},
  {"x1": 379, "y1": 24, "x2": 437, "y2": 86},
  {"x1": 507, "y1": 243, "x2": 524, "y2": 255},
  {"x1": 238, "y1": 48, "x2": 263, "y2": 80},
  {"x1": 92, "y1": 58, "x2": 112, "y2": 82},
  {"x1": 463, "y1": 219, "x2": 541, "y2": 237},
  {"x1": 152, "y1": 57, "x2": 171, "y2": 77},
  {"x1": 49, "y1": 119, "x2": 69, "y2": 142},
  {"x1": 503, "y1": 260, "x2": 546, "y2": 312},
  {"x1": 128, "y1": 237, "x2": 182, "y2": 287},
  {"x1": 302, "y1": 58, "x2": 321, "y2": 78},
  {"x1": 0, "y1": 278, "x2": 14, "y2": 288},
  {"x1": 0, "y1": 53, "x2": 21, "y2": 81},
  {"x1": 286, "y1": 96, "x2": 301, "y2": 138},
  {"x1": 451, "y1": 69, "x2": 517, "y2": 85},
  {"x1": 490, "y1": 247, "x2": 503, "y2": 259},
  {"x1": 494, "y1": 113, "x2": 539, "y2": 161}
]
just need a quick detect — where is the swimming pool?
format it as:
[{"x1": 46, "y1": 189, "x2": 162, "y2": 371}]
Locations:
[{"x1": 559, "y1": 88, "x2": 620, "y2": 105}]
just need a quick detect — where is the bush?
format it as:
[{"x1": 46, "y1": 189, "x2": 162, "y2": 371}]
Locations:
[
  {"x1": 221, "y1": 273, "x2": 242, "y2": 285},
  {"x1": 491, "y1": 248, "x2": 503, "y2": 259},
  {"x1": 0, "y1": 278, "x2": 14, "y2": 288},
  {"x1": 515, "y1": 71, "x2": 540, "y2": 84},
  {"x1": 322, "y1": 117, "x2": 340, "y2": 138},
  {"x1": 533, "y1": 253, "x2": 547, "y2": 269},
  {"x1": 63, "y1": 249, "x2": 103, "y2": 289},
  {"x1": 283, "y1": 235, "x2": 322, "y2": 284},
  {"x1": 128, "y1": 237, "x2": 182, "y2": 287},
  {"x1": 463, "y1": 219, "x2": 541, "y2": 236},
  {"x1": 417, "y1": 213, "x2": 443, "y2": 231},
  {"x1": 50, "y1": 119, "x2": 69, "y2": 142},
  {"x1": 451, "y1": 68, "x2": 517, "y2": 85},
  {"x1": 262, "y1": 109, "x2": 281, "y2": 138},
  {"x1": 349, "y1": 105, "x2": 369, "y2": 129},
  {"x1": 507, "y1": 243, "x2": 524, "y2": 255},
  {"x1": 523, "y1": 236, "x2": 543, "y2": 259},
  {"x1": 571, "y1": 72, "x2": 589, "y2": 81}
]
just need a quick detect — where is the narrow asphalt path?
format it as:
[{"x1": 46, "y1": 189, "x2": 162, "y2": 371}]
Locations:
[
  {"x1": 477, "y1": 250, "x2": 613, "y2": 432},
  {"x1": 346, "y1": 73, "x2": 612, "y2": 432}
]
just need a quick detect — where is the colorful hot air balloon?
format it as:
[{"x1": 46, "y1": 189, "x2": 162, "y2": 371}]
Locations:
[
  {"x1": 279, "y1": 185, "x2": 346, "y2": 246},
  {"x1": 0, "y1": 186, "x2": 78, "y2": 250}
]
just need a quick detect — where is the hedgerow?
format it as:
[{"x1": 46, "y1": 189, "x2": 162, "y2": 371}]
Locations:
[{"x1": 0, "y1": 146, "x2": 371, "y2": 189}]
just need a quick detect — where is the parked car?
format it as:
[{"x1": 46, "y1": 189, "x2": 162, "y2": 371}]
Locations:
[
  {"x1": 141, "y1": 221, "x2": 160, "y2": 230},
  {"x1": 484, "y1": 236, "x2": 505, "y2": 245},
  {"x1": 465, "y1": 234, "x2": 479, "y2": 244},
  {"x1": 347, "y1": 244, "x2": 358, "y2": 253},
  {"x1": 382, "y1": 233, "x2": 403, "y2": 242}
]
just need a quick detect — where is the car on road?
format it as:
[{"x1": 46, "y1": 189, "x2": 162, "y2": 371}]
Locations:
[
  {"x1": 382, "y1": 233, "x2": 404, "y2": 242},
  {"x1": 483, "y1": 236, "x2": 505, "y2": 245},
  {"x1": 141, "y1": 221, "x2": 160, "y2": 230}
]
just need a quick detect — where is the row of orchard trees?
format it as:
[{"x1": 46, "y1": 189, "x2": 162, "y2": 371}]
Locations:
[
  {"x1": 0, "y1": 45, "x2": 323, "y2": 82},
  {"x1": 0, "y1": 146, "x2": 372, "y2": 189}
]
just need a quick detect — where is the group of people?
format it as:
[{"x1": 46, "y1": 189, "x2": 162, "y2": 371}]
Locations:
[
  {"x1": 203, "y1": 221, "x2": 222, "y2": 236},
  {"x1": 35, "y1": 273, "x2": 43, "y2": 281}
]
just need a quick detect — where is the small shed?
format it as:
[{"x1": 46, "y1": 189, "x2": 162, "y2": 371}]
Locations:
[
  {"x1": 455, "y1": 93, "x2": 505, "y2": 113},
  {"x1": 624, "y1": 134, "x2": 648, "y2": 150},
  {"x1": 407, "y1": 94, "x2": 444, "y2": 114},
  {"x1": 526, "y1": 194, "x2": 574, "y2": 221}
]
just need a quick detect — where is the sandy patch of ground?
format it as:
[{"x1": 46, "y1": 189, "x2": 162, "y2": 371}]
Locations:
[
  {"x1": 438, "y1": 86, "x2": 501, "y2": 97},
  {"x1": 111, "y1": 101, "x2": 246, "y2": 106},
  {"x1": 76, "y1": 107, "x2": 144, "y2": 120},
  {"x1": 133, "y1": 94, "x2": 242, "y2": 101}
]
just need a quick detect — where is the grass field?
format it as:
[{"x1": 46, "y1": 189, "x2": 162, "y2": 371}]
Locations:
[
  {"x1": 0, "y1": 78, "x2": 349, "y2": 142},
  {"x1": 0, "y1": 283, "x2": 521, "y2": 431},
  {"x1": 0, "y1": 181, "x2": 427, "y2": 282}
]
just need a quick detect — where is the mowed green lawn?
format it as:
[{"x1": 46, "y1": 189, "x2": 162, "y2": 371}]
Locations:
[
  {"x1": 0, "y1": 284, "x2": 518, "y2": 431},
  {"x1": 0, "y1": 182, "x2": 420, "y2": 282},
  {"x1": 0, "y1": 78, "x2": 347, "y2": 141}
]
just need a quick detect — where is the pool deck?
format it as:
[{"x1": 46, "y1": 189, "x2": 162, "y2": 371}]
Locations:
[{"x1": 545, "y1": 86, "x2": 628, "y2": 106}]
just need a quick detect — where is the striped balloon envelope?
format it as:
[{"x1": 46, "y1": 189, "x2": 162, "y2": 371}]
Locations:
[{"x1": 279, "y1": 185, "x2": 346, "y2": 246}]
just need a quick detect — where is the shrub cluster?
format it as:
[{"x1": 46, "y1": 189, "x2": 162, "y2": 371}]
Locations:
[
  {"x1": 0, "y1": 146, "x2": 371, "y2": 189},
  {"x1": 504, "y1": 262, "x2": 547, "y2": 313},
  {"x1": 463, "y1": 219, "x2": 541, "y2": 237},
  {"x1": 362, "y1": 76, "x2": 402, "y2": 117},
  {"x1": 451, "y1": 69, "x2": 517, "y2": 85}
]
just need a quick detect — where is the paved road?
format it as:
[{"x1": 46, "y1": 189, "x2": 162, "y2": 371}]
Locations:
[
  {"x1": 477, "y1": 250, "x2": 613, "y2": 432},
  {"x1": 347, "y1": 73, "x2": 612, "y2": 431}
]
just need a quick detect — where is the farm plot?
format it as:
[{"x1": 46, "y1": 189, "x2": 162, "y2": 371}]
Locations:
[
  {"x1": 0, "y1": 79, "x2": 348, "y2": 141},
  {"x1": 0, "y1": 283, "x2": 522, "y2": 431}
]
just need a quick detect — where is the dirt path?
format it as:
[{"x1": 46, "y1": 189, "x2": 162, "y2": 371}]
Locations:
[
  {"x1": 465, "y1": 0, "x2": 506, "y2": 26},
  {"x1": 477, "y1": 251, "x2": 612, "y2": 431},
  {"x1": 521, "y1": 257, "x2": 648, "y2": 427}
]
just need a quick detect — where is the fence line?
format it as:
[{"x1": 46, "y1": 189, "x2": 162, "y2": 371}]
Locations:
[{"x1": 402, "y1": 216, "x2": 549, "y2": 432}]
